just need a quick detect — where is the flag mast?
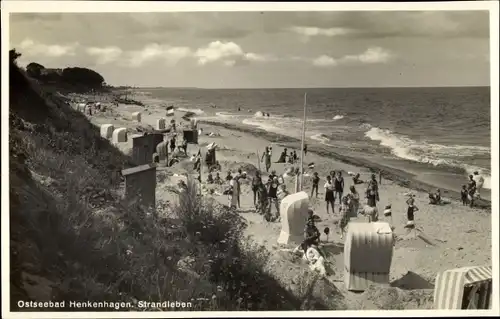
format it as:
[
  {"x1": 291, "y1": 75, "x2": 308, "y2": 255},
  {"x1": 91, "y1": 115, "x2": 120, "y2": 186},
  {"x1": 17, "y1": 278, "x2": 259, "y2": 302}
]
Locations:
[{"x1": 299, "y1": 92, "x2": 307, "y2": 191}]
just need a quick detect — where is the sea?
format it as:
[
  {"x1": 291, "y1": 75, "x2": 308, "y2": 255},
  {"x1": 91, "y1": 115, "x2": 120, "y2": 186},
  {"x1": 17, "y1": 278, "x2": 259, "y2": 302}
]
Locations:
[{"x1": 137, "y1": 87, "x2": 492, "y2": 198}]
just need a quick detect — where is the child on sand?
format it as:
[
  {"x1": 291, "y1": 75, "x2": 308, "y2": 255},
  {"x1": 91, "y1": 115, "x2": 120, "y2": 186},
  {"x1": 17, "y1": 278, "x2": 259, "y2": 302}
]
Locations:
[
  {"x1": 404, "y1": 196, "x2": 419, "y2": 229},
  {"x1": 324, "y1": 175, "x2": 335, "y2": 214},
  {"x1": 461, "y1": 185, "x2": 468, "y2": 206},
  {"x1": 311, "y1": 172, "x2": 320, "y2": 198}
]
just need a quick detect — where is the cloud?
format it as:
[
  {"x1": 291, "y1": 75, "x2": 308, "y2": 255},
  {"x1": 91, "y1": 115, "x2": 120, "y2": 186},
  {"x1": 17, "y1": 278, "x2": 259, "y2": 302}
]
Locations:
[
  {"x1": 86, "y1": 46, "x2": 123, "y2": 64},
  {"x1": 194, "y1": 41, "x2": 272, "y2": 66},
  {"x1": 312, "y1": 47, "x2": 393, "y2": 67},
  {"x1": 288, "y1": 26, "x2": 353, "y2": 37},
  {"x1": 341, "y1": 47, "x2": 393, "y2": 64},
  {"x1": 17, "y1": 38, "x2": 79, "y2": 57},
  {"x1": 312, "y1": 55, "x2": 338, "y2": 67},
  {"x1": 126, "y1": 43, "x2": 193, "y2": 67}
]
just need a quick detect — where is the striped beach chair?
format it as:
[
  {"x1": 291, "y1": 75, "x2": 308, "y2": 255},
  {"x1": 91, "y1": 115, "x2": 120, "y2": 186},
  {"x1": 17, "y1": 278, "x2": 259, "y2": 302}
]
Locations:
[
  {"x1": 433, "y1": 266, "x2": 493, "y2": 309},
  {"x1": 344, "y1": 222, "x2": 394, "y2": 291}
]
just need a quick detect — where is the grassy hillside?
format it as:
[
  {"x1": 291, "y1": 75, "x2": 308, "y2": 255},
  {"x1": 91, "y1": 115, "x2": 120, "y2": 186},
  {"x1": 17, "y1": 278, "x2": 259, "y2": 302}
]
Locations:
[{"x1": 9, "y1": 57, "x2": 307, "y2": 311}]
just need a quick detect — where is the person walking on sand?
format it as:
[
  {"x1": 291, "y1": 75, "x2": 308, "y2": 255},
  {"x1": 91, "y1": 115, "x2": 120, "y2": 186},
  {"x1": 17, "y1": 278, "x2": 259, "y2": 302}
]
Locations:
[
  {"x1": 311, "y1": 172, "x2": 320, "y2": 198},
  {"x1": 303, "y1": 143, "x2": 308, "y2": 156},
  {"x1": 181, "y1": 137, "x2": 188, "y2": 155},
  {"x1": 324, "y1": 175, "x2": 335, "y2": 214},
  {"x1": 334, "y1": 171, "x2": 345, "y2": 206},
  {"x1": 339, "y1": 196, "x2": 351, "y2": 239},
  {"x1": 256, "y1": 183, "x2": 268, "y2": 216},
  {"x1": 252, "y1": 171, "x2": 263, "y2": 207},
  {"x1": 261, "y1": 146, "x2": 272, "y2": 172},
  {"x1": 347, "y1": 185, "x2": 360, "y2": 218}
]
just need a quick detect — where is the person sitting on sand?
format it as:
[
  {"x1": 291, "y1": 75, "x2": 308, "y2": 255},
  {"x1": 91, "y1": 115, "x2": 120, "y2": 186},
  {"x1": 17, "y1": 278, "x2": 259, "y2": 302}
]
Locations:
[
  {"x1": 301, "y1": 217, "x2": 320, "y2": 252},
  {"x1": 261, "y1": 146, "x2": 272, "y2": 173},
  {"x1": 428, "y1": 189, "x2": 442, "y2": 205},
  {"x1": 352, "y1": 173, "x2": 364, "y2": 185},
  {"x1": 207, "y1": 173, "x2": 214, "y2": 184},
  {"x1": 366, "y1": 184, "x2": 378, "y2": 208},
  {"x1": 404, "y1": 196, "x2": 418, "y2": 229},
  {"x1": 311, "y1": 172, "x2": 320, "y2": 198},
  {"x1": 214, "y1": 172, "x2": 222, "y2": 185},
  {"x1": 324, "y1": 175, "x2": 336, "y2": 214},
  {"x1": 461, "y1": 185, "x2": 469, "y2": 206},
  {"x1": 275, "y1": 150, "x2": 287, "y2": 163},
  {"x1": 339, "y1": 196, "x2": 351, "y2": 239},
  {"x1": 473, "y1": 171, "x2": 484, "y2": 199},
  {"x1": 252, "y1": 171, "x2": 263, "y2": 206},
  {"x1": 467, "y1": 175, "x2": 477, "y2": 208}
]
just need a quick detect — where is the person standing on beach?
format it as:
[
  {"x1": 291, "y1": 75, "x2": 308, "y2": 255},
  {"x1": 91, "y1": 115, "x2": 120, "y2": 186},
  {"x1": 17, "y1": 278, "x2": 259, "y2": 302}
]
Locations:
[
  {"x1": 404, "y1": 196, "x2": 418, "y2": 229},
  {"x1": 339, "y1": 196, "x2": 351, "y2": 239},
  {"x1": 472, "y1": 171, "x2": 484, "y2": 199},
  {"x1": 169, "y1": 137, "x2": 176, "y2": 154},
  {"x1": 252, "y1": 171, "x2": 263, "y2": 207},
  {"x1": 324, "y1": 175, "x2": 335, "y2": 214},
  {"x1": 267, "y1": 177, "x2": 280, "y2": 221},
  {"x1": 366, "y1": 185, "x2": 378, "y2": 208},
  {"x1": 304, "y1": 144, "x2": 308, "y2": 156},
  {"x1": 181, "y1": 138, "x2": 188, "y2": 155},
  {"x1": 311, "y1": 172, "x2": 320, "y2": 198},
  {"x1": 367, "y1": 174, "x2": 380, "y2": 201},
  {"x1": 261, "y1": 146, "x2": 272, "y2": 172},
  {"x1": 460, "y1": 185, "x2": 468, "y2": 206},
  {"x1": 467, "y1": 175, "x2": 477, "y2": 208},
  {"x1": 334, "y1": 171, "x2": 345, "y2": 206},
  {"x1": 347, "y1": 185, "x2": 360, "y2": 218}
]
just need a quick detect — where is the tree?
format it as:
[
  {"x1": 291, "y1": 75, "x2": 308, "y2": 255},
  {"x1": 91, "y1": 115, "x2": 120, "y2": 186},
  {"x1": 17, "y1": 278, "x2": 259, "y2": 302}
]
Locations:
[
  {"x1": 61, "y1": 67, "x2": 105, "y2": 88},
  {"x1": 9, "y1": 49, "x2": 21, "y2": 64},
  {"x1": 26, "y1": 62, "x2": 45, "y2": 78}
]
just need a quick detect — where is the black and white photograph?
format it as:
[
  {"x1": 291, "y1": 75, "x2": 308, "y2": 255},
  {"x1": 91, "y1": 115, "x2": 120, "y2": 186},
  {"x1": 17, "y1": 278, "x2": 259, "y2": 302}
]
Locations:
[{"x1": 2, "y1": 1, "x2": 498, "y2": 317}]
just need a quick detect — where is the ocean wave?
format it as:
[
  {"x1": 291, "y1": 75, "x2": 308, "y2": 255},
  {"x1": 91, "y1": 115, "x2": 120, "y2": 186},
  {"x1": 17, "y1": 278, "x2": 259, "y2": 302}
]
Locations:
[
  {"x1": 332, "y1": 115, "x2": 345, "y2": 121},
  {"x1": 310, "y1": 133, "x2": 333, "y2": 145},
  {"x1": 365, "y1": 126, "x2": 491, "y2": 189},
  {"x1": 177, "y1": 107, "x2": 205, "y2": 115}
]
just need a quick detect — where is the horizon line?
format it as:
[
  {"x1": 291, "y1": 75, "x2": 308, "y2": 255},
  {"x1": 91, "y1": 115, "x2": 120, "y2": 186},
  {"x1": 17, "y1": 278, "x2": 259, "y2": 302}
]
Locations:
[{"x1": 123, "y1": 85, "x2": 491, "y2": 90}]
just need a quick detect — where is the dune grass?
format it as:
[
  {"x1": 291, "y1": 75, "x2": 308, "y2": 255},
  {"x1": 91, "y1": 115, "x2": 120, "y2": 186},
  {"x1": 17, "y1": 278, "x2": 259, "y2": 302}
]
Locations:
[{"x1": 9, "y1": 63, "x2": 305, "y2": 311}]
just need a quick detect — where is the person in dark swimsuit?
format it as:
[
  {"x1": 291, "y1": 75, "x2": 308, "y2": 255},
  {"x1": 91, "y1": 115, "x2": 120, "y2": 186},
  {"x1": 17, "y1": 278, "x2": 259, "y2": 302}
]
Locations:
[
  {"x1": 405, "y1": 197, "x2": 419, "y2": 229},
  {"x1": 301, "y1": 218, "x2": 320, "y2": 252},
  {"x1": 169, "y1": 137, "x2": 176, "y2": 153},
  {"x1": 334, "y1": 171, "x2": 345, "y2": 205},
  {"x1": 293, "y1": 150, "x2": 298, "y2": 163},
  {"x1": 252, "y1": 171, "x2": 263, "y2": 206},
  {"x1": 275, "y1": 151, "x2": 287, "y2": 163},
  {"x1": 266, "y1": 177, "x2": 280, "y2": 221},
  {"x1": 352, "y1": 173, "x2": 364, "y2": 185},
  {"x1": 303, "y1": 144, "x2": 308, "y2": 156},
  {"x1": 311, "y1": 172, "x2": 320, "y2": 198},
  {"x1": 225, "y1": 171, "x2": 233, "y2": 182}
]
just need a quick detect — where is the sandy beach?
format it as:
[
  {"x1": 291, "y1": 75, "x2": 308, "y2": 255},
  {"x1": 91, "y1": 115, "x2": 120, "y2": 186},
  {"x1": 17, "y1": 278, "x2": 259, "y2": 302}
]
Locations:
[{"x1": 78, "y1": 93, "x2": 492, "y2": 309}]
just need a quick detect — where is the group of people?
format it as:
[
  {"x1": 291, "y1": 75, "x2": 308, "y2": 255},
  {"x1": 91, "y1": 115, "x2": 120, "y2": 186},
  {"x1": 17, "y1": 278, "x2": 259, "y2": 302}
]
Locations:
[
  {"x1": 251, "y1": 170, "x2": 290, "y2": 222},
  {"x1": 460, "y1": 171, "x2": 485, "y2": 208},
  {"x1": 260, "y1": 144, "x2": 308, "y2": 173}
]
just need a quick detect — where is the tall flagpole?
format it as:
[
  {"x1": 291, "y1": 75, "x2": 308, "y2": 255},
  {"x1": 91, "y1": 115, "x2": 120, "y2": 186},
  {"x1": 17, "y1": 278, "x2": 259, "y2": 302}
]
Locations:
[{"x1": 299, "y1": 92, "x2": 307, "y2": 191}]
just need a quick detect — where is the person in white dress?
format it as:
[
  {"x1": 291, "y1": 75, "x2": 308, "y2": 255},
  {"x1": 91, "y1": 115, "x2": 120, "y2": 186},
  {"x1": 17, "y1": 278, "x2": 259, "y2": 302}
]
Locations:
[{"x1": 472, "y1": 171, "x2": 484, "y2": 199}]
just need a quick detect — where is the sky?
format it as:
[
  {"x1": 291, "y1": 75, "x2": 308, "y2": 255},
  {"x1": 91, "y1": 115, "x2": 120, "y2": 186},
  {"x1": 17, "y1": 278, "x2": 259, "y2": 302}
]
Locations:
[{"x1": 9, "y1": 10, "x2": 491, "y2": 88}]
